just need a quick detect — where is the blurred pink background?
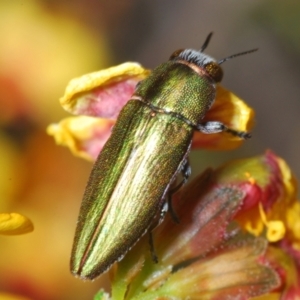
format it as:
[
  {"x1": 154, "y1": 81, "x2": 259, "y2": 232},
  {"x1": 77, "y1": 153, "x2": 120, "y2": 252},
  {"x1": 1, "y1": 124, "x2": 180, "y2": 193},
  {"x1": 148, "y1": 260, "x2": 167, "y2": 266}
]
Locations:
[{"x1": 0, "y1": 0, "x2": 299, "y2": 299}]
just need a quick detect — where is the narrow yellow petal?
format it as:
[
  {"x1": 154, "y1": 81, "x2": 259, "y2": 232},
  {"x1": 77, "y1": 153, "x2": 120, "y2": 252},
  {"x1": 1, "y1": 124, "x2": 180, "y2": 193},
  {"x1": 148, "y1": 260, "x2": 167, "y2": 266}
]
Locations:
[
  {"x1": 244, "y1": 219, "x2": 264, "y2": 237},
  {"x1": 0, "y1": 213, "x2": 33, "y2": 235}
]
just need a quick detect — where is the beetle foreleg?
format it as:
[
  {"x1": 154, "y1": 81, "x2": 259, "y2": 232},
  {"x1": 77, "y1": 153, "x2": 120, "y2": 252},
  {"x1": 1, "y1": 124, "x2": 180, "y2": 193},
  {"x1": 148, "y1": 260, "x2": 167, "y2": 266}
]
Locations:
[
  {"x1": 168, "y1": 159, "x2": 191, "y2": 223},
  {"x1": 196, "y1": 121, "x2": 251, "y2": 139}
]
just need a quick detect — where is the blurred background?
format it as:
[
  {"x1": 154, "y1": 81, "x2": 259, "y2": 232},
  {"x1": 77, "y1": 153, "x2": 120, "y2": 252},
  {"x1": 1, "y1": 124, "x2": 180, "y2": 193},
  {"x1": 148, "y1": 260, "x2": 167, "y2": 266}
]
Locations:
[{"x1": 0, "y1": 0, "x2": 299, "y2": 299}]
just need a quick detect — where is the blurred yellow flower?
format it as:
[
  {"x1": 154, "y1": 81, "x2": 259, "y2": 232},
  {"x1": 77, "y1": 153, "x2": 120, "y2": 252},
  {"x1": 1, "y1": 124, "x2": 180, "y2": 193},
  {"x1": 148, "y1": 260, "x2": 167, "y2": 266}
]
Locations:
[{"x1": 0, "y1": 0, "x2": 112, "y2": 298}]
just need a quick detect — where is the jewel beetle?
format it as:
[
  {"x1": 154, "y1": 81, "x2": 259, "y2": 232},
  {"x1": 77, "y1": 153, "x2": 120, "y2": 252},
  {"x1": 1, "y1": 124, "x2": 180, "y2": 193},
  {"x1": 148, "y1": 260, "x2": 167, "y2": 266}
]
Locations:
[{"x1": 70, "y1": 33, "x2": 257, "y2": 280}]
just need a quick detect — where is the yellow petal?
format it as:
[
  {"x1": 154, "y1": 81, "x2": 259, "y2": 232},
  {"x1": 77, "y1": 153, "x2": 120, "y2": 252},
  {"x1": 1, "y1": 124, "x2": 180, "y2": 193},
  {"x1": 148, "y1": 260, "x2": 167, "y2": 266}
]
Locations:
[
  {"x1": 276, "y1": 155, "x2": 298, "y2": 204},
  {"x1": 47, "y1": 116, "x2": 115, "y2": 161},
  {"x1": 286, "y1": 201, "x2": 300, "y2": 250},
  {"x1": 0, "y1": 213, "x2": 33, "y2": 235},
  {"x1": 193, "y1": 85, "x2": 255, "y2": 150},
  {"x1": 225, "y1": 88, "x2": 254, "y2": 133},
  {"x1": 60, "y1": 62, "x2": 150, "y2": 115}
]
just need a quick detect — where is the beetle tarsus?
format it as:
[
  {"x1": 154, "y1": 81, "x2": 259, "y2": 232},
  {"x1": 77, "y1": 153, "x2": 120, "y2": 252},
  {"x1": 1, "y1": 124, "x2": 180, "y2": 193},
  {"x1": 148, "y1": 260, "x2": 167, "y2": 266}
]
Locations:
[
  {"x1": 224, "y1": 128, "x2": 251, "y2": 139},
  {"x1": 237, "y1": 131, "x2": 251, "y2": 139},
  {"x1": 196, "y1": 121, "x2": 251, "y2": 139}
]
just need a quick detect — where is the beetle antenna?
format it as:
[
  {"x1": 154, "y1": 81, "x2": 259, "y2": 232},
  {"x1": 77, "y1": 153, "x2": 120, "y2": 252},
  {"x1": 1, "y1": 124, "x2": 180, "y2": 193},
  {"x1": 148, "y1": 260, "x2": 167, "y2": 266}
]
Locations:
[
  {"x1": 200, "y1": 32, "x2": 213, "y2": 52},
  {"x1": 218, "y1": 48, "x2": 258, "y2": 65}
]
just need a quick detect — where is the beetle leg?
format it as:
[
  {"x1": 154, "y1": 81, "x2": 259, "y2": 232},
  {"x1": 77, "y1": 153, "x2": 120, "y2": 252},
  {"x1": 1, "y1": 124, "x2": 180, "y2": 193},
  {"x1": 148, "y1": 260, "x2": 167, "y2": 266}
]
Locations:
[
  {"x1": 148, "y1": 183, "x2": 187, "y2": 264},
  {"x1": 147, "y1": 201, "x2": 169, "y2": 263},
  {"x1": 148, "y1": 231, "x2": 158, "y2": 263},
  {"x1": 196, "y1": 121, "x2": 251, "y2": 139},
  {"x1": 147, "y1": 160, "x2": 191, "y2": 263},
  {"x1": 168, "y1": 159, "x2": 191, "y2": 223}
]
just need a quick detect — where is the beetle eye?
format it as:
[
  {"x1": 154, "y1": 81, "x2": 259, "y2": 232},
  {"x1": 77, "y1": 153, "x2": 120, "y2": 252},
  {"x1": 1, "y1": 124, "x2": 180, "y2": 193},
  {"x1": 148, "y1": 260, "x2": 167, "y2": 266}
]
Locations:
[
  {"x1": 204, "y1": 61, "x2": 223, "y2": 82},
  {"x1": 169, "y1": 49, "x2": 184, "y2": 60}
]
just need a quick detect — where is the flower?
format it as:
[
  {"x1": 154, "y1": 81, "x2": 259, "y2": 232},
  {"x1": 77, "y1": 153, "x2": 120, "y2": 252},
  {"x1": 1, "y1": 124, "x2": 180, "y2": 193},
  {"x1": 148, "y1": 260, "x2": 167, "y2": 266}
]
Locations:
[
  {"x1": 103, "y1": 151, "x2": 299, "y2": 300},
  {"x1": 47, "y1": 62, "x2": 254, "y2": 160}
]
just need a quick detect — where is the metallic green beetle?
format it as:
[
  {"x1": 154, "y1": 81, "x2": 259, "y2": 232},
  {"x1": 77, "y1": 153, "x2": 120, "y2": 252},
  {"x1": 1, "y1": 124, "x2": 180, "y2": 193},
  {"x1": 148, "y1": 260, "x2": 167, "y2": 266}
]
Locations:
[{"x1": 70, "y1": 33, "x2": 255, "y2": 280}]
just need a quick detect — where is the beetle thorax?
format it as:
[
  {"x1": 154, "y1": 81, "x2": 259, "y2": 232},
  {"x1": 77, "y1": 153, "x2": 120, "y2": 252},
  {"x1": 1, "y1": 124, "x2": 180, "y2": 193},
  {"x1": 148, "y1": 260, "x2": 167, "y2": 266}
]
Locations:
[{"x1": 172, "y1": 49, "x2": 223, "y2": 83}]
